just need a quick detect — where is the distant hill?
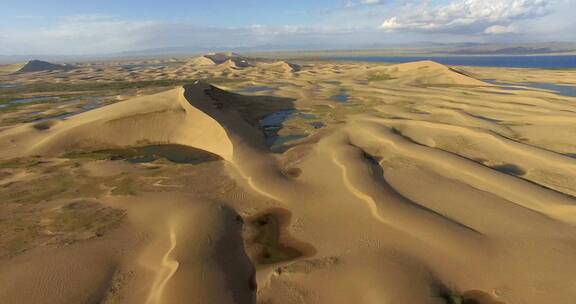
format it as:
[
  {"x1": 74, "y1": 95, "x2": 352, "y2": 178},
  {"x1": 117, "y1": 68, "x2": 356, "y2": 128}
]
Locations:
[
  {"x1": 14, "y1": 60, "x2": 74, "y2": 73},
  {"x1": 447, "y1": 43, "x2": 576, "y2": 55}
]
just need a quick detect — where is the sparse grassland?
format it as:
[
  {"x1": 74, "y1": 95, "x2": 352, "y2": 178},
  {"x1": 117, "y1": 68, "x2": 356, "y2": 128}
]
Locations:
[{"x1": 368, "y1": 72, "x2": 396, "y2": 82}]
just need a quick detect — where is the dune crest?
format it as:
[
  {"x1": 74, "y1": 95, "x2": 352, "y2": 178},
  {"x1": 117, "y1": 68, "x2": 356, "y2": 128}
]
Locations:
[
  {"x1": 0, "y1": 82, "x2": 234, "y2": 160},
  {"x1": 185, "y1": 56, "x2": 217, "y2": 67},
  {"x1": 257, "y1": 61, "x2": 301, "y2": 73},
  {"x1": 205, "y1": 53, "x2": 253, "y2": 68}
]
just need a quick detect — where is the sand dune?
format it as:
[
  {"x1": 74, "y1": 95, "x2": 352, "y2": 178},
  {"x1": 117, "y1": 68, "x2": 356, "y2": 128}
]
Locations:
[
  {"x1": 368, "y1": 60, "x2": 490, "y2": 86},
  {"x1": 0, "y1": 63, "x2": 25, "y2": 75},
  {"x1": 186, "y1": 56, "x2": 217, "y2": 66},
  {"x1": 205, "y1": 53, "x2": 253, "y2": 68},
  {"x1": 256, "y1": 61, "x2": 301, "y2": 73},
  {"x1": 0, "y1": 86, "x2": 234, "y2": 159},
  {"x1": 1, "y1": 59, "x2": 576, "y2": 304}
]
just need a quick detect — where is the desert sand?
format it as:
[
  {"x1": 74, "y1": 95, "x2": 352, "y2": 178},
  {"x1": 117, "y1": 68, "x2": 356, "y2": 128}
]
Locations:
[{"x1": 1, "y1": 53, "x2": 576, "y2": 304}]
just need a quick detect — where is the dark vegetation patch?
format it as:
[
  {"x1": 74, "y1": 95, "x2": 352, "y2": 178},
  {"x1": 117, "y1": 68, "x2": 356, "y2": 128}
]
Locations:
[
  {"x1": 46, "y1": 200, "x2": 126, "y2": 237},
  {"x1": 368, "y1": 72, "x2": 397, "y2": 82},
  {"x1": 32, "y1": 120, "x2": 55, "y2": 130},
  {"x1": 63, "y1": 144, "x2": 221, "y2": 164},
  {"x1": 282, "y1": 167, "x2": 302, "y2": 178},
  {"x1": 0, "y1": 157, "x2": 45, "y2": 169},
  {"x1": 0, "y1": 199, "x2": 125, "y2": 258},
  {"x1": 433, "y1": 283, "x2": 506, "y2": 304},
  {"x1": 248, "y1": 209, "x2": 315, "y2": 265},
  {"x1": 491, "y1": 163, "x2": 525, "y2": 176},
  {"x1": 0, "y1": 170, "x2": 104, "y2": 205},
  {"x1": 0, "y1": 79, "x2": 197, "y2": 96}
]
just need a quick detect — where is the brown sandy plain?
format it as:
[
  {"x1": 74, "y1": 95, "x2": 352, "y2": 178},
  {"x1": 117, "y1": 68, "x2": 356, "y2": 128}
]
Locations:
[{"x1": 1, "y1": 53, "x2": 576, "y2": 304}]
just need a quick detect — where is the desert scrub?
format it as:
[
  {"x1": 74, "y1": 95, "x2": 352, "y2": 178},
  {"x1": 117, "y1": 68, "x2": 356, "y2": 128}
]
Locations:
[
  {"x1": 63, "y1": 145, "x2": 221, "y2": 164},
  {"x1": 0, "y1": 200, "x2": 126, "y2": 258},
  {"x1": 0, "y1": 164, "x2": 105, "y2": 204},
  {"x1": 0, "y1": 213, "x2": 42, "y2": 258},
  {"x1": 0, "y1": 157, "x2": 44, "y2": 169},
  {"x1": 108, "y1": 176, "x2": 139, "y2": 196},
  {"x1": 0, "y1": 79, "x2": 200, "y2": 95},
  {"x1": 45, "y1": 200, "x2": 126, "y2": 238},
  {"x1": 0, "y1": 173, "x2": 73, "y2": 204},
  {"x1": 368, "y1": 72, "x2": 396, "y2": 82}
]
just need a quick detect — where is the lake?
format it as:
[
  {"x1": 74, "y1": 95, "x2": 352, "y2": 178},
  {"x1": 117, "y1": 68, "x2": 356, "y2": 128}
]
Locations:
[
  {"x1": 259, "y1": 109, "x2": 323, "y2": 152},
  {"x1": 485, "y1": 80, "x2": 576, "y2": 97},
  {"x1": 236, "y1": 85, "x2": 274, "y2": 93},
  {"x1": 0, "y1": 96, "x2": 60, "y2": 109},
  {"x1": 328, "y1": 55, "x2": 576, "y2": 69}
]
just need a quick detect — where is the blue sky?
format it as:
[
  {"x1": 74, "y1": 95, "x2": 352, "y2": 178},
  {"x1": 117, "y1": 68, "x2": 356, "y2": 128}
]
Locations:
[
  {"x1": 0, "y1": 0, "x2": 329, "y2": 27},
  {"x1": 0, "y1": 0, "x2": 574, "y2": 54}
]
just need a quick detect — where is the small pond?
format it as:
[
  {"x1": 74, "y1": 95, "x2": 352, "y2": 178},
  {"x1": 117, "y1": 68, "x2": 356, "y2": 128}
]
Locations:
[
  {"x1": 331, "y1": 90, "x2": 349, "y2": 103},
  {"x1": 237, "y1": 86, "x2": 274, "y2": 93},
  {"x1": 0, "y1": 96, "x2": 60, "y2": 109},
  {"x1": 259, "y1": 109, "x2": 324, "y2": 152},
  {"x1": 0, "y1": 83, "x2": 22, "y2": 89}
]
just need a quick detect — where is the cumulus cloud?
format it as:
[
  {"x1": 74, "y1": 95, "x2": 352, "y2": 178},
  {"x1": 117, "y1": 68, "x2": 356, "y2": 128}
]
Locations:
[{"x1": 380, "y1": 0, "x2": 555, "y2": 35}]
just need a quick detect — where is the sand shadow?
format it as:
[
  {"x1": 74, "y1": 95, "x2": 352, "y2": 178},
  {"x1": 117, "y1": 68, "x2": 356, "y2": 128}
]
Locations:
[
  {"x1": 211, "y1": 205, "x2": 258, "y2": 304},
  {"x1": 184, "y1": 81, "x2": 302, "y2": 152}
]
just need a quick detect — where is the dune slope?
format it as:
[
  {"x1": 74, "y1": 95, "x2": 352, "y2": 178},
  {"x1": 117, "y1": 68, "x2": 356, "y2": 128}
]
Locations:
[{"x1": 368, "y1": 60, "x2": 489, "y2": 86}]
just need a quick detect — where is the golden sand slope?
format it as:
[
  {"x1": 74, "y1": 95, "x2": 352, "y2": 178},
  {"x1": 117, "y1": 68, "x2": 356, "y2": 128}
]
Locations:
[
  {"x1": 1, "y1": 60, "x2": 576, "y2": 304},
  {"x1": 0, "y1": 63, "x2": 25, "y2": 75},
  {"x1": 0, "y1": 83, "x2": 234, "y2": 160},
  {"x1": 368, "y1": 60, "x2": 489, "y2": 86},
  {"x1": 256, "y1": 61, "x2": 301, "y2": 73},
  {"x1": 186, "y1": 56, "x2": 217, "y2": 67}
]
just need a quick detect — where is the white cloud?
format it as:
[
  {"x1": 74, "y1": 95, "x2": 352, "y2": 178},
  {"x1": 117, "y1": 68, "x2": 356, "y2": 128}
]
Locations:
[
  {"x1": 0, "y1": 15, "x2": 391, "y2": 55},
  {"x1": 345, "y1": 0, "x2": 384, "y2": 7},
  {"x1": 380, "y1": 0, "x2": 555, "y2": 35},
  {"x1": 0, "y1": 1, "x2": 573, "y2": 55},
  {"x1": 0, "y1": 15, "x2": 163, "y2": 54},
  {"x1": 484, "y1": 24, "x2": 519, "y2": 34}
]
